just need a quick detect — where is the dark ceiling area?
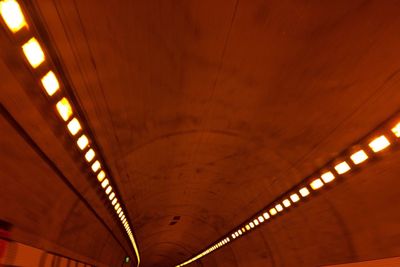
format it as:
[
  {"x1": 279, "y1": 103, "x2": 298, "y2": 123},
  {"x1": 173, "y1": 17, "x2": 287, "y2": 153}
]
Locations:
[{"x1": 1, "y1": 1, "x2": 400, "y2": 267}]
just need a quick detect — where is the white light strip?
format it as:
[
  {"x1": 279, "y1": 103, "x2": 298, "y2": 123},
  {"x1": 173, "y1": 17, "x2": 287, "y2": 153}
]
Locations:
[
  {"x1": 176, "y1": 122, "x2": 399, "y2": 266},
  {"x1": 0, "y1": 1, "x2": 140, "y2": 265}
]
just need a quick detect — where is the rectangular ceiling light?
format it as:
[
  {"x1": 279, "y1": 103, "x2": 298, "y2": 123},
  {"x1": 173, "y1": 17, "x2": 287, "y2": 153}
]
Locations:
[
  {"x1": 0, "y1": 0, "x2": 27, "y2": 33},
  {"x1": 258, "y1": 216, "x2": 264, "y2": 223},
  {"x1": 101, "y1": 178, "x2": 109, "y2": 188},
  {"x1": 249, "y1": 222, "x2": 254, "y2": 228},
  {"x1": 310, "y1": 178, "x2": 324, "y2": 190},
  {"x1": 97, "y1": 170, "x2": 105, "y2": 182},
  {"x1": 282, "y1": 199, "x2": 291, "y2": 207},
  {"x1": 391, "y1": 122, "x2": 400, "y2": 137},
  {"x1": 369, "y1": 135, "x2": 390, "y2": 152},
  {"x1": 275, "y1": 204, "x2": 283, "y2": 212},
  {"x1": 56, "y1": 97, "x2": 73, "y2": 121},
  {"x1": 290, "y1": 193, "x2": 300, "y2": 203},
  {"x1": 321, "y1": 171, "x2": 335, "y2": 183},
  {"x1": 263, "y1": 212, "x2": 270, "y2": 220},
  {"x1": 105, "y1": 185, "x2": 112, "y2": 195},
  {"x1": 334, "y1": 161, "x2": 351, "y2": 174},
  {"x1": 41, "y1": 71, "x2": 59, "y2": 96},
  {"x1": 77, "y1": 134, "x2": 89, "y2": 150},
  {"x1": 22, "y1": 37, "x2": 45, "y2": 68},
  {"x1": 91, "y1": 160, "x2": 101, "y2": 173},
  {"x1": 111, "y1": 198, "x2": 117, "y2": 206},
  {"x1": 269, "y1": 208, "x2": 277, "y2": 216},
  {"x1": 350, "y1": 150, "x2": 368, "y2": 165},
  {"x1": 253, "y1": 219, "x2": 259, "y2": 226},
  {"x1": 245, "y1": 224, "x2": 250, "y2": 231},
  {"x1": 85, "y1": 148, "x2": 95, "y2": 162},
  {"x1": 67, "y1": 118, "x2": 81, "y2": 136},
  {"x1": 299, "y1": 187, "x2": 310, "y2": 197}
]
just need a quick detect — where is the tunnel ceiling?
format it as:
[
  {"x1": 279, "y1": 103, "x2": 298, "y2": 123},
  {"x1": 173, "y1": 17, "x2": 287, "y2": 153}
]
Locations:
[{"x1": 2, "y1": 1, "x2": 400, "y2": 267}]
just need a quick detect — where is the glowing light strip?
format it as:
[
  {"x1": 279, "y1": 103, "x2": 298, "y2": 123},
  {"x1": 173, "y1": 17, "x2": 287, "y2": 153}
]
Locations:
[
  {"x1": 0, "y1": 1, "x2": 140, "y2": 265},
  {"x1": 176, "y1": 119, "x2": 400, "y2": 266}
]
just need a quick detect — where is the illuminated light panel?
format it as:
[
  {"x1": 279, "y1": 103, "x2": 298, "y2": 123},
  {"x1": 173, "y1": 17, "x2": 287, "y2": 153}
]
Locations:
[
  {"x1": 269, "y1": 208, "x2": 277, "y2": 216},
  {"x1": 67, "y1": 118, "x2": 81, "y2": 136},
  {"x1": 114, "y1": 203, "x2": 120, "y2": 211},
  {"x1": 391, "y1": 122, "x2": 400, "y2": 137},
  {"x1": 117, "y1": 207, "x2": 122, "y2": 214},
  {"x1": 111, "y1": 198, "x2": 117, "y2": 206},
  {"x1": 109, "y1": 192, "x2": 115, "y2": 201},
  {"x1": 334, "y1": 161, "x2": 351, "y2": 174},
  {"x1": 105, "y1": 185, "x2": 112, "y2": 195},
  {"x1": 85, "y1": 148, "x2": 95, "y2": 162},
  {"x1": 282, "y1": 199, "x2": 291, "y2": 208},
  {"x1": 245, "y1": 224, "x2": 250, "y2": 231},
  {"x1": 77, "y1": 135, "x2": 89, "y2": 150},
  {"x1": 321, "y1": 171, "x2": 335, "y2": 183},
  {"x1": 263, "y1": 212, "x2": 270, "y2": 220},
  {"x1": 350, "y1": 150, "x2": 368, "y2": 165},
  {"x1": 101, "y1": 178, "x2": 109, "y2": 188},
  {"x1": 97, "y1": 170, "x2": 105, "y2": 182},
  {"x1": 22, "y1": 38, "x2": 45, "y2": 68},
  {"x1": 238, "y1": 230, "x2": 242, "y2": 235},
  {"x1": 249, "y1": 222, "x2": 254, "y2": 228},
  {"x1": 258, "y1": 215, "x2": 264, "y2": 223},
  {"x1": 41, "y1": 71, "x2": 59, "y2": 96},
  {"x1": 369, "y1": 135, "x2": 390, "y2": 152},
  {"x1": 310, "y1": 178, "x2": 324, "y2": 190},
  {"x1": 231, "y1": 234, "x2": 235, "y2": 239},
  {"x1": 56, "y1": 98, "x2": 73, "y2": 121},
  {"x1": 253, "y1": 219, "x2": 259, "y2": 226},
  {"x1": 275, "y1": 204, "x2": 283, "y2": 212},
  {"x1": 290, "y1": 193, "x2": 300, "y2": 203},
  {"x1": 91, "y1": 160, "x2": 101, "y2": 173},
  {"x1": 241, "y1": 227, "x2": 245, "y2": 233},
  {"x1": 0, "y1": 0, "x2": 26, "y2": 33},
  {"x1": 299, "y1": 187, "x2": 310, "y2": 197}
]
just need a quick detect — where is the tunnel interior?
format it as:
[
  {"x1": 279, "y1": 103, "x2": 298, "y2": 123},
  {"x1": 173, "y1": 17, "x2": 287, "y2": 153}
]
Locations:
[{"x1": 1, "y1": 1, "x2": 400, "y2": 267}]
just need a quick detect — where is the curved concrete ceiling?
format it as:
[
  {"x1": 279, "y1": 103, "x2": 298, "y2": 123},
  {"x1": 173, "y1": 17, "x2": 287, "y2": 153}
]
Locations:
[{"x1": 1, "y1": 0, "x2": 400, "y2": 267}]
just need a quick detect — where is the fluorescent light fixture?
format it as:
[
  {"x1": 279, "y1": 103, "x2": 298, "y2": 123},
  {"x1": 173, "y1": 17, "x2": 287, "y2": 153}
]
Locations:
[
  {"x1": 56, "y1": 97, "x2": 73, "y2": 121},
  {"x1": 91, "y1": 160, "x2": 101, "y2": 172},
  {"x1": 282, "y1": 199, "x2": 291, "y2": 207},
  {"x1": 245, "y1": 224, "x2": 250, "y2": 231},
  {"x1": 263, "y1": 212, "x2": 270, "y2": 220},
  {"x1": 391, "y1": 122, "x2": 400, "y2": 137},
  {"x1": 114, "y1": 203, "x2": 120, "y2": 211},
  {"x1": 77, "y1": 134, "x2": 89, "y2": 150},
  {"x1": 41, "y1": 71, "x2": 59, "y2": 96},
  {"x1": 258, "y1": 215, "x2": 264, "y2": 223},
  {"x1": 85, "y1": 148, "x2": 95, "y2": 162},
  {"x1": 105, "y1": 186, "x2": 112, "y2": 195},
  {"x1": 101, "y1": 178, "x2": 109, "y2": 188},
  {"x1": 111, "y1": 198, "x2": 117, "y2": 206},
  {"x1": 249, "y1": 222, "x2": 254, "y2": 228},
  {"x1": 350, "y1": 150, "x2": 368, "y2": 165},
  {"x1": 310, "y1": 178, "x2": 324, "y2": 190},
  {"x1": 269, "y1": 208, "x2": 277, "y2": 216},
  {"x1": 334, "y1": 161, "x2": 351, "y2": 174},
  {"x1": 0, "y1": 0, "x2": 27, "y2": 32},
  {"x1": 275, "y1": 204, "x2": 283, "y2": 212},
  {"x1": 67, "y1": 118, "x2": 81, "y2": 136},
  {"x1": 253, "y1": 219, "x2": 259, "y2": 226},
  {"x1": 97, "y1": 170, "x2": 105, "y2": 182},
  {"x1": 369, "y1": 135, "x2": 390, "y2": 152},
  {"x1": 22, "y1": 38, "x2": 45, "y2": 68},
  {"x1": 238, "y1": 230, "x2": 242, "y2": 235},
  {"x1": 290, "y1": 193, "x2": 300, "y2": 202},
  {"x1": 321, "y1": 171, "x2": 335, "y2": 183},
  {"x1": 299, "y1": 187, "x2": 310, "y2": 197},
  {"x1": 117, "y1": 207, "x2": 122, "y2": 214}
]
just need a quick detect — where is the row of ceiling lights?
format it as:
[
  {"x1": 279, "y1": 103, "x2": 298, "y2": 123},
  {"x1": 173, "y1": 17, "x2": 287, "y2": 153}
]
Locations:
[
  {"x1": 176, "y1": 109, "x2": 400, "y2": 265},
  {"x1": 0, "y1": 0, "x2": 140, "y2": 265}
]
